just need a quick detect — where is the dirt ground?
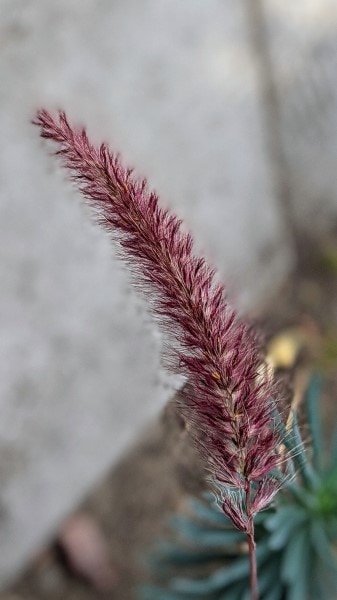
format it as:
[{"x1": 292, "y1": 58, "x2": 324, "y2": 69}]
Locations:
[{"x1": 4, "y1": 232, "x2": 337, "y2": 600}]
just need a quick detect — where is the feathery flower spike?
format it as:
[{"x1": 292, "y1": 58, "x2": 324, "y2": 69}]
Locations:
[{"x1": 34, "y1": 110, "x2": 290, "y2": 600}]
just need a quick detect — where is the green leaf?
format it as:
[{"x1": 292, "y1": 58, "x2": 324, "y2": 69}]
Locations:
[
  {"x1": 310, "y1": 520, "x2": 337, "y2": 575},
  {"x1": 149, "y1": 541, "x2": 227, "y2": 568},
  {"x1": 306, "y1": 373, "x2": 324, "y2": 470},
  {"x1": 265, "y1": 504, "x2": 305, "y2": 530},
  {"x1": 254, "y1": 508, "x2": 275, "y2": 526},
  {"x1": 265, "y1": 505, "x2": 307, "y2": 549},
  {"x1": 288, "y1": 411, "x2": 318, "y2": 489},
  {"x1": 169, "y1": 515, "x2": 245, "y2": 547},
  {"x1": 171, "y1": 543, "x2": 270, "y2": 595},
  {"x1": 240, "y1": 587, "x2": 252, "y2": 600},
  {"x1": 138, "y1": 585, "x2": 192, "y2": 600},
  {"x1": 287, "y1": 568, "x2": 309, "y2": 600},
  {"x1": 285, "y1": 533, "x2": 313, "y2": 600},
  {"x1": 258, "y1": 558, "x2": 283, "y2": 596},
  {"x1": 272, "y1": 408, "x2": 315, "y2": 486},
  {"x1": 218, "y1": 580, "x2": 248, "y2": 600},
  {"x1": 189, "y1": 497, "x2": 231, "y2": 526},
  {"x1": 281, "y1": 526, "x2": 309, "y2": 584},
  {"x1": 330, "y1": 424, "x2": 337, "y2": 467},
  {"x1": 262, "y1": 581, "x2": 284, "y2": 600},
  {"x1": 171, "y1": 558, "x2": 250, "y2": 595},
  {"x1": 285, "y1": 480, "x2": 312, "y2": 506}
]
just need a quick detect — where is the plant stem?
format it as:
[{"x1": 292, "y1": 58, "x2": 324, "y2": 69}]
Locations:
[
  {"x1": 245, "y1": 480, "x2": 259, "y2": 600},
  {"x1": 248, "y1": 527, "x2": 258, "y2": 600}
]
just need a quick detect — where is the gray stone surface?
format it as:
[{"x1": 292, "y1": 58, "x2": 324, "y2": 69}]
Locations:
[
  {"x1": 0, "y1": 0, "x2": 302, "y2": 586},
  {"x1": 263, "y1": 0, "x2": 337, "y2": 231}
]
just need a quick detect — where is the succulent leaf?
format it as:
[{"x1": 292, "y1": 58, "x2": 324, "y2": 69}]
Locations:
[
  {"x1": 305, "y1": 373, "x2": 323, "y2": 470},
  {"x1": 139, "y1": 374, "x2": 337, "y2": 600}
]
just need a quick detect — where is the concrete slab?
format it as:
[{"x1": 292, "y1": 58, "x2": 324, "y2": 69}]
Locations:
[{"x1": 263, "y1": 0, "x2": 337, "y2": 231}]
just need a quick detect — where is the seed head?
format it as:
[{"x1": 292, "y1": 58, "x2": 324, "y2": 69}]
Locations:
[{"x1": 34, "y1": 110, "x2": 289, "y2": 530}]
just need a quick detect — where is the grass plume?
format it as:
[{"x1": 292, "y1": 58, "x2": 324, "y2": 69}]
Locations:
[{"x1": 34, "y1": 110, "x2": 290, "y2": 599}]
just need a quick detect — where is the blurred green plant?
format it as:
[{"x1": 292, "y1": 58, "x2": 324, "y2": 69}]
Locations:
[
  {"x1": 319, "y1": 331, "x2": 337, "y2": 373},
  {"x1": 320, "y1": 246, "x2": 337, "y2": 273},
  {"x1": 140, "y1": 374, "x2": 337, "y2": 600}
]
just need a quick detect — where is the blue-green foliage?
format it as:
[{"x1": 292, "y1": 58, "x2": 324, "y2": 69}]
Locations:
[{"x1": 139, "y1": 374, "x2": 337, "y2": 600}]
